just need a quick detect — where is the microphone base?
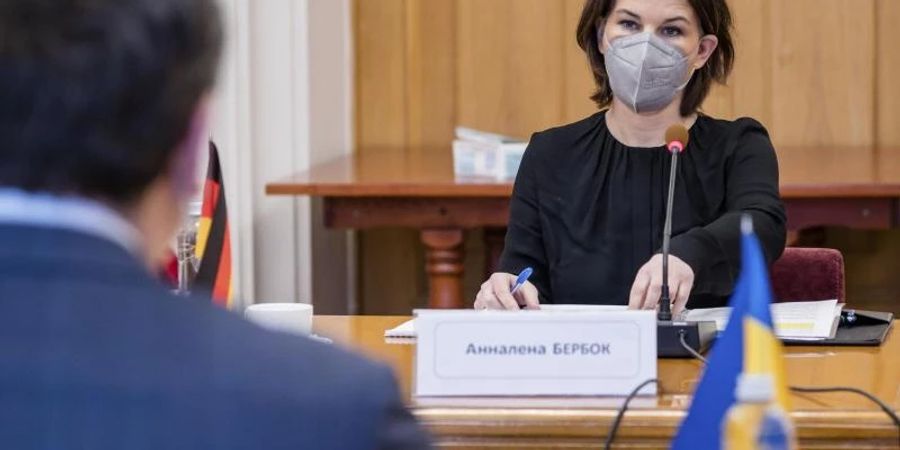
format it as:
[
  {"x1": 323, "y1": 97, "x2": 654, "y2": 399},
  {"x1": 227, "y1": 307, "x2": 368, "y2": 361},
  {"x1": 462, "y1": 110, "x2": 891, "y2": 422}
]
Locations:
[{"x1": 657, "y1": 320, "x2": 717, "y2": 358}]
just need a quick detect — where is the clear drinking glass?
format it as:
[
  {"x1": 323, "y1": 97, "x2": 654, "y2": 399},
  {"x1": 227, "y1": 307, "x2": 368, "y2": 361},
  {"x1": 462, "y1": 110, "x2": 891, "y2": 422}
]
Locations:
[{"x1": 174, "y1": 201, "x2": 203, "y2": 295}]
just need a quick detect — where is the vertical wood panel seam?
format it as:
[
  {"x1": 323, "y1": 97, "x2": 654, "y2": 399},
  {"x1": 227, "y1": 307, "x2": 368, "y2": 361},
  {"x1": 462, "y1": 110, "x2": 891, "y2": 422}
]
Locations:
[
  {"x1": 560, "y1": 1, "x2": 570, "y2": 125},
  {"x1": 453, "y1": 0, "x2": 467, "y2": 135},
  {"x1": 763, "y1": 0, "x2": 772, "y2": 131},
  {"x1": 450, "y1": 0, "x2": 459, "y2": 144},
  {"x1": 453, "y1": 0, "x2": 461, "y2": 137},
  {"x1": 404, "y1": 0, "x2": 419, "y2": 153},
  {"x1": 401, "y1": 0, "x2": 412, "y2": 153},
  {"x1": 872, "y1": 0, "x2": 880, "y2": 155}
]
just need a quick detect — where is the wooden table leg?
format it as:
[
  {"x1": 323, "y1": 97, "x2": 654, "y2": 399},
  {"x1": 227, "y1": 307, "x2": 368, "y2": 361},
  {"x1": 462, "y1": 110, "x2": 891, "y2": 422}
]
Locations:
[{"x1": 421, "y1": 229, "x2": 465, "y2": 309}]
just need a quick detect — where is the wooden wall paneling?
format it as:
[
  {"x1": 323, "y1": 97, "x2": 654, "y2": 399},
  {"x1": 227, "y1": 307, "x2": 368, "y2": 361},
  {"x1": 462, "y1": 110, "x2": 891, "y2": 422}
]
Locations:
[
  {"x1": 769, "y1": 0, "x2": 875, "y2": 147},
  {"x1": 405, "y1": 0, "x2": 458, "y2": 151},
  {"x1": 562, "y1": 0, "x2": 600, "y2": 123},
  {"x1": 727, "y1": 0, "x2": 772, "y2": 126},
  {"x1": 876, "y1": 0, "x2": 900, "y2": 182},
  {"x1": 355, "y1": 0, "x2": 424, "y2": 314},
  {"x1": 355, "y1": 0, "x2": 409, "y2": 148},
  {"x1": 456, "y1": 0, "x2": 567, "y2": 139},
  {"x1": 703, "y1": 0, "x2": 773, "y2": 124},
  {"x1": 700, "y1": 82, "x2": 733, "y2": 121}
]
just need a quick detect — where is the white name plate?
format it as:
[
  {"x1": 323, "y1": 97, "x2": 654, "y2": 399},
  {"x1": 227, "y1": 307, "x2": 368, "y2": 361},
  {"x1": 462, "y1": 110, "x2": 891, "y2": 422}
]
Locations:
[{"x1": 414, "y1": 309, "x2": 657, "y2": 397}]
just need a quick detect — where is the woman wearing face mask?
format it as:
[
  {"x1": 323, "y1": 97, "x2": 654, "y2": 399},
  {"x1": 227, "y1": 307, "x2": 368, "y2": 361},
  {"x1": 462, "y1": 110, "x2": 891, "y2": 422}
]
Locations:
[{"x1": 474, "y1": 0, "x2": 786, "y2": 315}]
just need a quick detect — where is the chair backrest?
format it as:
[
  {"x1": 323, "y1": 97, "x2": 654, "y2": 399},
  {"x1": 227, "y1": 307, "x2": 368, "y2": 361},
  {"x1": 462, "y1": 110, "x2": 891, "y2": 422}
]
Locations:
[{"x1": 770, "y1": 247, "x2": 845, "y2": 303}]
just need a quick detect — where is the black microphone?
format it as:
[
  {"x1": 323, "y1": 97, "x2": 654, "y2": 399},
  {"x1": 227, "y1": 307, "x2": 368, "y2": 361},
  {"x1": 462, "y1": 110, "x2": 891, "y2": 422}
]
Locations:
[
  {"x1": 659, "y1": 125, "x2": 689, "y2": 322},
  {"x1": 655, "y1": 125, "x2": 716, "y2": 358}
]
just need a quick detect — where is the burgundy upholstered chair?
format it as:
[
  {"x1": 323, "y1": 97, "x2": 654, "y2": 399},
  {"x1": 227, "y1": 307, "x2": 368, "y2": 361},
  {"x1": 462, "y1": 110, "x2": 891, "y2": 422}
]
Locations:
[{"x1": 770, "y1": 247, "x2": 846, "y2": 303}]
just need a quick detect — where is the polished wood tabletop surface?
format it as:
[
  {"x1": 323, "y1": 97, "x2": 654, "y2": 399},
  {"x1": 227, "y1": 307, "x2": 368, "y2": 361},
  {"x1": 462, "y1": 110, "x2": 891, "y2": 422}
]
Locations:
[
  {"x1": 267, "y1": 148, "x2": 900, "y2": 198},
  {"x1": 266, "y1": 150, "x2": 512, "y2": 197},
  {"x1": 313, "y1": 315, "x2": 899, "y2": 449}
]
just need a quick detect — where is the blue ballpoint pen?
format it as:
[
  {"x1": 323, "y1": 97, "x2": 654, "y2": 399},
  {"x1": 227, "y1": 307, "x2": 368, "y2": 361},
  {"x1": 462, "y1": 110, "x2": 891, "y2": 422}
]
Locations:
[{"x1": 510, "y1": 267, "x2": 533, "y2": 296}]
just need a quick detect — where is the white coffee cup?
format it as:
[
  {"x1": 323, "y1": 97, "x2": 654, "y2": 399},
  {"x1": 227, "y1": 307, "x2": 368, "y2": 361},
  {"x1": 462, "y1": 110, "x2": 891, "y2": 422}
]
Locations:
[{"x1": 244, "y1": 303, "x2": 314, "y2": 336}]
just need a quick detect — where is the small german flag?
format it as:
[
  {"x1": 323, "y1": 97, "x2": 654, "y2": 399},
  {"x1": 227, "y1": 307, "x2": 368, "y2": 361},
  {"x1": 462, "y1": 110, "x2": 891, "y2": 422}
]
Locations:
[{"x1": 194, "y1": 141, "x2": 233, "y2": 307}]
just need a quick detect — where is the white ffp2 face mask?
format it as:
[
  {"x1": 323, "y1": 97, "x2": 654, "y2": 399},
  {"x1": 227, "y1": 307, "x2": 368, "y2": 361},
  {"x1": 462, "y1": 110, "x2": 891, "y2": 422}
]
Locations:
[{"x1": 603, "y1": 32, "x2": 693, "y2": 113}]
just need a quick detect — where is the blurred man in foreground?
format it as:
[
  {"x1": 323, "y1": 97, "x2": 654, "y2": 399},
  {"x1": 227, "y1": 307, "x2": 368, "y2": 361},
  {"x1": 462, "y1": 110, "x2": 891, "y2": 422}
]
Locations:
[{"x1": 0, "y1": 1, "x2": 429, "y2": 448}]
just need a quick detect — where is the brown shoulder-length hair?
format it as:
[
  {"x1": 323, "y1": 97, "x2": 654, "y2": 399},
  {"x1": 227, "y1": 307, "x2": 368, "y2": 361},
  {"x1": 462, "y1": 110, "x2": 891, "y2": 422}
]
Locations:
[{"x1": 576, "y1": 0, "x2": 735, "y2": 116}]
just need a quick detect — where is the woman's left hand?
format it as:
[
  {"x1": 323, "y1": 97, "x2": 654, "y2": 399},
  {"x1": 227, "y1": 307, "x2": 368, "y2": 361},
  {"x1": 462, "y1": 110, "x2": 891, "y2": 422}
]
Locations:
[{"x1": 628, "y1": 254, "x2": 694, "y2": 317}]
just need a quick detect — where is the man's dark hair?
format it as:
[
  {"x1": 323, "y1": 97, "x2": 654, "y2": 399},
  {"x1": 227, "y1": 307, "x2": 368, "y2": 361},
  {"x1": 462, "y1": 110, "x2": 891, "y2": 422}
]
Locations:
[
  {"x1": 576, "y1": 0, "x2": 735, "y2": 116},
  {"x1": 0, "y1": 0, "x2": 223, "y2": 204}
]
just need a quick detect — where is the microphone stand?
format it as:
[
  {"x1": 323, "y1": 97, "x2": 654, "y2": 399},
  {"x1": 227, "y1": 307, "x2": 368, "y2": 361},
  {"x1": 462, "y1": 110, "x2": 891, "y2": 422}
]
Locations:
[
  {"x1": 655, "y1": 141, "x2": 717, "y2": 358},
  {"x1": 658, "y1": 149, "x2": 679, "y2": 322}
]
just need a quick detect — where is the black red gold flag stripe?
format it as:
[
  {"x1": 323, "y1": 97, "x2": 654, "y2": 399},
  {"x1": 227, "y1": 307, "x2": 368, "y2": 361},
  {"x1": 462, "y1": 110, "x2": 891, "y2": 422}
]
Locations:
[{"x1": 194, "y1": 141, "x2": 232, "y2": 307}]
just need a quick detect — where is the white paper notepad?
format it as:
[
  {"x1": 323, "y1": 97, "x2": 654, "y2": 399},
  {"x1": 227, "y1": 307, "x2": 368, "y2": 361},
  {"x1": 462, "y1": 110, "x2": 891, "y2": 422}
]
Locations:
[
  {"x1": 384, "y1": 318, "x2": 417, "y2": 338},
  {"x1": 683, "y1": 299, "x2": 842, "y2": 340},
  {"x1": 384, "y1": 304, "x2": 628, "y2": 339}
]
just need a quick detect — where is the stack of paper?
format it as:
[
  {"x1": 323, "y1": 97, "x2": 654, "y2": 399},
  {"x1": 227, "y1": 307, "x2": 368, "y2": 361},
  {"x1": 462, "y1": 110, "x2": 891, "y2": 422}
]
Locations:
[
  {"x1": 452, "y1": 126, "x2": 527, "y2": 180},
  {"x1": 682, "y1": 299, "x2": 843, "y2": 340}
]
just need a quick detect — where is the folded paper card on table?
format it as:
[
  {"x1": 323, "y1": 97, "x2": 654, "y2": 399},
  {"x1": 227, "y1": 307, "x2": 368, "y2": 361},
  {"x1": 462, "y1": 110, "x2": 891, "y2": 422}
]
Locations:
[{"x1": 414, "y1": 308, "x2": 656, "y2": 397}]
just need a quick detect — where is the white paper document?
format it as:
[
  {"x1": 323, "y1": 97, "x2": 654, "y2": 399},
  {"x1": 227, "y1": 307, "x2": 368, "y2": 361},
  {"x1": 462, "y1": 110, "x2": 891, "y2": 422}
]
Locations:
[
  {"x1": 384, "y1": 304, "x2": 628, "y2": 339},
  {"x1": 384, "y1": 318, "x2": 417, "y2": 338},
  {"x1": 682, "y1": 299, "x2": 842, "y2": 340}
]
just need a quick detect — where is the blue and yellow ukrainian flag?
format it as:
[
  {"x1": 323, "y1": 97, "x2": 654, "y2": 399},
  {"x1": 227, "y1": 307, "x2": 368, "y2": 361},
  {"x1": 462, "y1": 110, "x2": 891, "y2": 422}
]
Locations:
[{"x1": 672, "y1": 217, "x2": 790, "y2": 449}]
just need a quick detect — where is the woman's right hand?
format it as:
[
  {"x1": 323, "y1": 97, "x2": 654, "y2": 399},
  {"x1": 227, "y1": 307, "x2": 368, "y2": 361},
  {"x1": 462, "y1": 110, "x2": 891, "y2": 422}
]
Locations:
[{"x1": 473, "y1": 272, "x2": 540, "y2": 310}]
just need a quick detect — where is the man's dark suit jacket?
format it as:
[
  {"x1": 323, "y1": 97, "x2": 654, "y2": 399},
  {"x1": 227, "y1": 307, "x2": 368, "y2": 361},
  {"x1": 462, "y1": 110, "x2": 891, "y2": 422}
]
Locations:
[{"x1": 0, "y1": 224, "x2": 430, "y2": 449}]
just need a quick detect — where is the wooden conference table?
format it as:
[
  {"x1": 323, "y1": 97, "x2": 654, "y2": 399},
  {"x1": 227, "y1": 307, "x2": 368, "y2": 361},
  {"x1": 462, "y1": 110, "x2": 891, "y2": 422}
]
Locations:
[
  {"x1": 267, "y1": 148, "x2": 900, "y2": 309},
  {"x1": 313, "y1": 315, "x2": 899, "y2": 449}
]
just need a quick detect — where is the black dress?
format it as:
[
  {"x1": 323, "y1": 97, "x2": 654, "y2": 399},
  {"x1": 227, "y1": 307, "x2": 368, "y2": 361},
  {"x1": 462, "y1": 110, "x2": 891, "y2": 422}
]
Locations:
[{"x1": 498, "y1": 111, "x2": 786, "y2": 309}]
